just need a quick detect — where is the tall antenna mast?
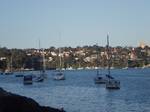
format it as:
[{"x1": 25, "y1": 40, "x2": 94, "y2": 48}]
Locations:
[{"x1": 107, "y1": 34, "x2": 109, "y2": 47}]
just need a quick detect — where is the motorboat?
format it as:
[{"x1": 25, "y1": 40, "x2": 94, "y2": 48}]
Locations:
[{"x1": 23, "y1": 75, "x2": 33, "y2": 85}]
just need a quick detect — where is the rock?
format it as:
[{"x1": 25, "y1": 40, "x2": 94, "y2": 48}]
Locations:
[{"x1": 0, "y1": 87, "x2": 65, "y2": 112}]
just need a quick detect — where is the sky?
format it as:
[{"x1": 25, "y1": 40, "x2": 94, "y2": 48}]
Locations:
[{"x1": 0, "y1": 0, "x2": 150, "y2": 49}]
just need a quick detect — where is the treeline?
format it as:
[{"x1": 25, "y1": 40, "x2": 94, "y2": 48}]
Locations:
[{"x1": 0, "y1": 45, "x2": 150, "y2": 71}]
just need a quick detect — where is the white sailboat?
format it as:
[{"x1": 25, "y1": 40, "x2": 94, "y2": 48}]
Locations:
[
  {"x1": 54, "y1": 47, "x2": 65, "y2": 80},
  {"x1": 34, "y1": 40, "x2": 47, "y2": 82},
  {"x1": 5, "y1": 55, "x2": 13, "y2": 75},
  {"x1": 105, "y1": 34, "x2": 120, "y2": 89}
]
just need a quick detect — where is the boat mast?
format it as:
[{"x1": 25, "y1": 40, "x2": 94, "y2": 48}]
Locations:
[
  {"x1": 107, "y1": 34, "x2": 111, "y2": 75},
  {"x1": 10, "y1": 55, "x2": 13, "y2": 73},
  {"x1": 96, "y1": 43, "x2": 99, "y2": 76},
  {"x1": 42, "y1": 48, "x2": 46, "y2": 72},
  {"x1": 39, "y1": 39, "x2": 41, "y2": 52},
  {"x1": 59, "y1": 47, "x2": 62, "y2": 71},
  {"x1": 39, "y1": 39, "x2": 46, "y2": 72},
  {"x1": 59, "y1": 32, "x2": 62, "y2": 72}
]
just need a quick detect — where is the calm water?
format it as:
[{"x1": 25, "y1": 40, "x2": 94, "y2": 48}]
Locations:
[{"x1": 0, "y1": 68, "x2": 150, "y2": 112}]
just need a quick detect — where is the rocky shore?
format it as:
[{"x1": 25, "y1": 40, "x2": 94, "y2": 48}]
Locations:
[{"x1": 0, "y1": 87, "x2": 65, "y2": 112}]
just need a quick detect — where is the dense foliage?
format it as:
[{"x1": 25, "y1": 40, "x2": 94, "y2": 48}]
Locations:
[{"x1": 0, "y1": 45, "x2": 150, "y2": 71}]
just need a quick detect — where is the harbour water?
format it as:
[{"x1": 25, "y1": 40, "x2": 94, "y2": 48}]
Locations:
[{"x1": 0, "y1": 68, "x2": 150, "y2": 112}]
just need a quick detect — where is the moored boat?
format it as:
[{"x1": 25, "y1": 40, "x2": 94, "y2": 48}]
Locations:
[
  {"x1": 54, "y1": 72, "x2": 65, "y2": 80},
  {"x1": 105, "y1": 34, "x2": 120, "y2": 89},
  {"x1": 23, "y1": 75, "x2": 33, "y2": 85},
  {"x1": 106, "y1": 79, "x2": 120, "y2": 89}
]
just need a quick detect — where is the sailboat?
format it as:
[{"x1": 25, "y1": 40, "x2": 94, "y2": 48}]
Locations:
[
  {"x1": 53, "y1": 47, "x2": 65, "y2": 80},
  {"x1": 5, "y1": 55, "x2": 13, "y2": 75},
  {"x1": 23, "y1": 41, "x2": 47, "y2": 85},
  {"x1": 34, "y1": 41, "x2": 47, "y2": 82},
  {"x1": 94, "y1": 44, "x2": 107, "y2": 84},
  {"x1": 105, "y1": 34, "x2": 120, "y2": 89}
]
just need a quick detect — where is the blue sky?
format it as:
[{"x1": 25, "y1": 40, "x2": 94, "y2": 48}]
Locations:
[{"x1": 0, "y1": 0, "x2": 150, "y2": 48}]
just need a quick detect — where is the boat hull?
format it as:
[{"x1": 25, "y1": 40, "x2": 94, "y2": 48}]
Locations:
[
  {"x1": 94, "y1": 77, "x2": 107, "y2": 84},
  {"x1": 54, "y1": 72, "x2": 65, "y2": 80},
  {"x1": 106, "y1": 79, "x2": 120, "y2": 89},
  {"x1": 23, "y1": 75, "x2": 33, "y2": 85}
]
